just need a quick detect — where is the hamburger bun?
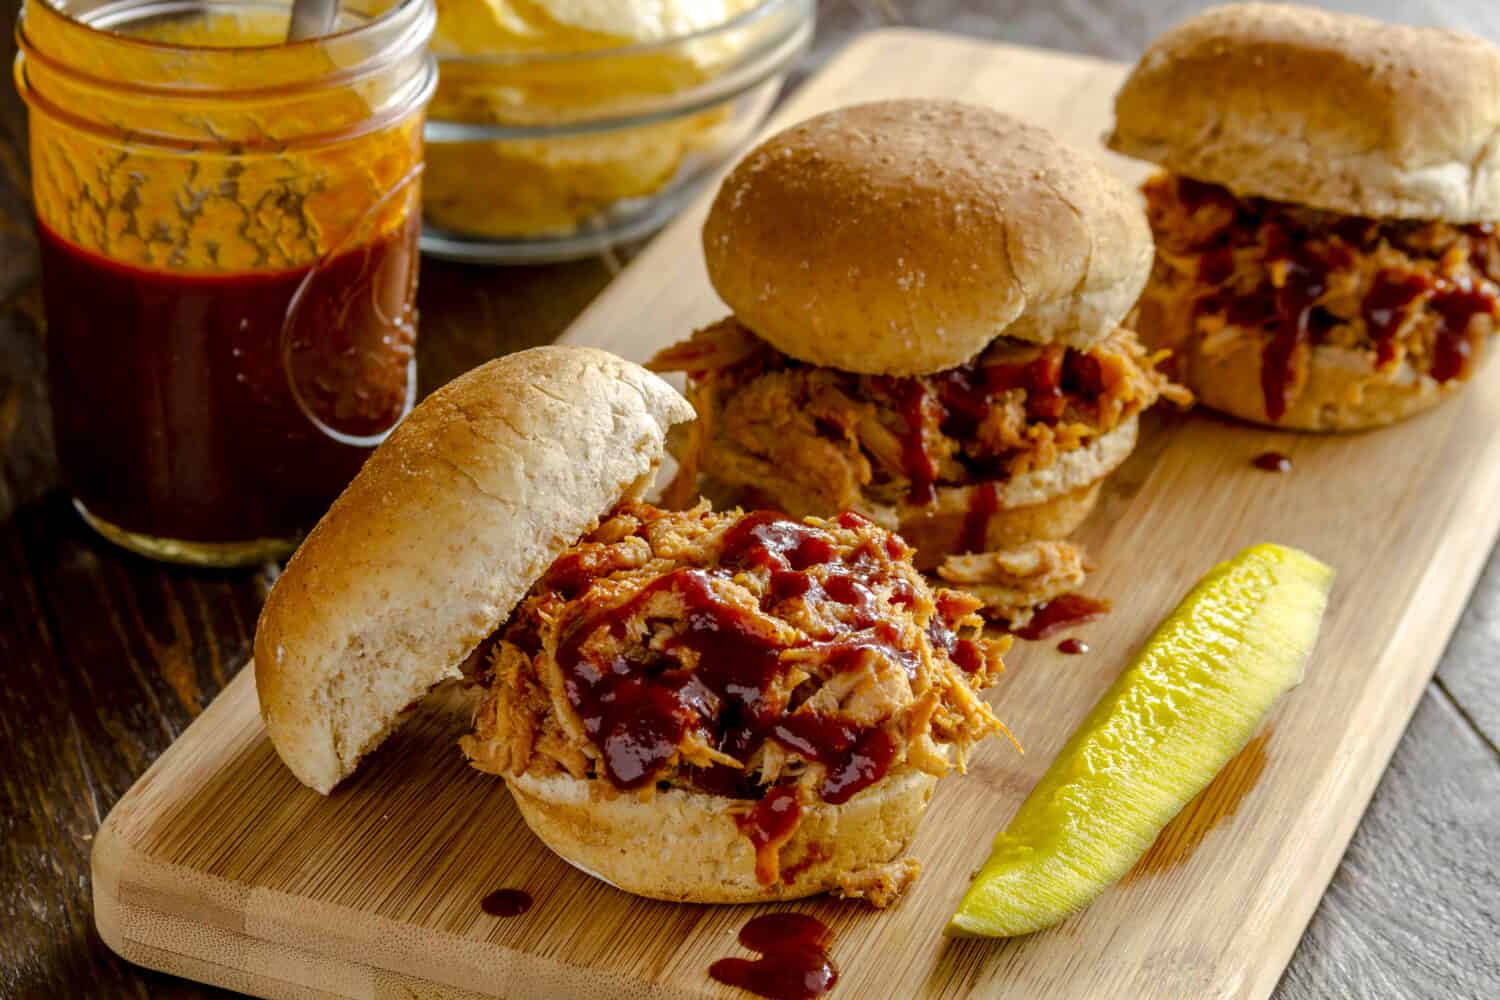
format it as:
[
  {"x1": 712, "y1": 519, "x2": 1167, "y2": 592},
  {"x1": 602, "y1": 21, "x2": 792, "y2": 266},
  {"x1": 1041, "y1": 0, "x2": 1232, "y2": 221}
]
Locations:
[
  {"x1": 1177, "y1": 335, "x2": 1464, "y2": 431},
  {"x1": 704, "y1": 99, "x2": 1153, "y2": 375},
  {"x1": 1108, "y1": 3, "x2": 1500, "y2": 222},
  {"x1": 896, "y1": 417, "x2": 1137, "y2": 568},
  {"x1": 255, "y1": 346, "x2": 694, "y2": 794},
  {"x1": 507, "y1": 769, "x2": 933, "y2": 904},
  {"x1": 701, "y1": 415, "x2": 1134, "y2": 568}
]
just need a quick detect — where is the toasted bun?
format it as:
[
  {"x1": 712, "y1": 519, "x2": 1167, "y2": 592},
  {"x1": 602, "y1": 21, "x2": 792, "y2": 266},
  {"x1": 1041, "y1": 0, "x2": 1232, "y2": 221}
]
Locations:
[
  {"x1": 255, "y1": 347, "x2": 694, "y2": 794},
  {"x1": 703, "y1": 99, "x2": 1153, "y2": 374},
  {"x1": 1179, "y1": 335, "x2": 1480, "y2": 431},
  {"x1": 896, "y1": 418, "x2": 1134, "y2": 567},
  {"x1": 1108, "y1": 3, "x2": 1500, "y2": 221},
  {"x1": 900, "y1": 482, "x2": 1102, "y2": 572},
  {"x1": 507, "y1": 769, "x2": 934, "y2": 903}
]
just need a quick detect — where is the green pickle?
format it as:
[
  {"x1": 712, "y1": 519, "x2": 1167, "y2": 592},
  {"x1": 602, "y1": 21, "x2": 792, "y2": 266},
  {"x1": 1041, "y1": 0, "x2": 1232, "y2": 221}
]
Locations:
[{"x1": 948, "y1": 543, "x2": 1333, "y2": 938}]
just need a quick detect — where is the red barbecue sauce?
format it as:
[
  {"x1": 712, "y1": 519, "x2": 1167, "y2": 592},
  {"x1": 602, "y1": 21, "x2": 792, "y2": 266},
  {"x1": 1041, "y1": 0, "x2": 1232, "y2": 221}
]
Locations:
[
  {"x1": 890, "y1": 380, "x2": 939, "y2": 505},
  {"x1": 38, "y1": 218, "x2": 418, "y2": 543},
  {"x1": 887, "y1": 346, "x2": 1106, "y2": 506},
  {"x1": 1010, "y1": 594, "x2": 1111, "y2": 641},
  {"x1": 555, "y1": 513, "x2": 923, "y2": 809},
  {"x1": 1428, "y1": 284, "x2": 1495, "y2": 381},
  {"x1": 1252, "y1": 451, "x2": 1292, "y2": 473},
  {"x1": 927, "y1": 590, "x2": 985, "y2": 674},
  {"x1": 1258, "y1": 247, "x2": 1329, "y2": 424},
  {"x1": 959, "y1": 482, "x2": 1002, "y2": 554},
  {"x1": 709, "y1": 913, "x2": 838, "y2": 1000},
  {"x1": 736, "y1": 785, "x2": 803, "y2": 882},
  {"x1": 1363, "y1": 270, "x2": 1431, "y2": 367},
  {"x1": 1057, "y1": 638, "x2": 1088, "y2": 655},
  {"x1": 480, "y1": 889, "x2": 532, "y2": 917}
]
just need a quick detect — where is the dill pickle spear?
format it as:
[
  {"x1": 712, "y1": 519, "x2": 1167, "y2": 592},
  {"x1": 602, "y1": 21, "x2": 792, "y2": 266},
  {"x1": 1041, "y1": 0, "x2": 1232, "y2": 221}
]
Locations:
[{"x1": 947, "y1": 543, "x2": 1333, "y2": 938}]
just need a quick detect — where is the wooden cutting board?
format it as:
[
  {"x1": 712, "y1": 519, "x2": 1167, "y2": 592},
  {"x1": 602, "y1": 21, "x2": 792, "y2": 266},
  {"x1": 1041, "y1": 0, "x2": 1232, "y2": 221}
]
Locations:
[{"x1": 92, "y1": 29, "x2": 1500, "y2": 1000}]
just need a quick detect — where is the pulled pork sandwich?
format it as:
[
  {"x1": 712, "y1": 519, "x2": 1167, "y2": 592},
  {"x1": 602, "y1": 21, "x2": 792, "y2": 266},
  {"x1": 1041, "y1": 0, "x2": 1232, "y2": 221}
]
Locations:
[
  {"x1": 1109, "y1": 3, "x2": 1500, "y2": 430},
  {"x1": 649, "y1": 100, "x2": 1186, "y2": 620},
  {"x1": 256, "y1": 346, "x2": 1010, "y2": 906}
]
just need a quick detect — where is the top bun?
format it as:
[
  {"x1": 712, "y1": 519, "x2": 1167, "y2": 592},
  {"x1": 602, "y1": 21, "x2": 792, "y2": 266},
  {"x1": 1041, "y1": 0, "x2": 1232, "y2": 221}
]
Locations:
[
  {"x1": 255, "y1": 346, "x2": 694, "y2": 794},
  {"x1": 1108, "y1": 3, "x2": 1500, "y2": 222},
  {"x1": 703, "y1": 99, "x2": 1153, "y2": 374}
]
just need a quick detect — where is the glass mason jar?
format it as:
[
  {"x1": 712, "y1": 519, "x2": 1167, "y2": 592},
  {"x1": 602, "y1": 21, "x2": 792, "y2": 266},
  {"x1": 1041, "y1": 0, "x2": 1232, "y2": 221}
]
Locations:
[{"x1": 15, "y1": 0, "x2": 436, "y2": 566}]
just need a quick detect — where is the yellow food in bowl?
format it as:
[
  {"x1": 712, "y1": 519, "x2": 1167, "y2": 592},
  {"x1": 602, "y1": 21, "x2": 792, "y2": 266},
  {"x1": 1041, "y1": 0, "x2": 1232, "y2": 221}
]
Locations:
[{"x1": 426, "y1": 0, "x2": 760, "y2": 239}]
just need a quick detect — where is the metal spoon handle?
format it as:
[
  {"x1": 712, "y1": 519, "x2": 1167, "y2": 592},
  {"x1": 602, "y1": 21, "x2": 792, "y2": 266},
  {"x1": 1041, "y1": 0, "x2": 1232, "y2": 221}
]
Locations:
[{"x1": 287, "y1": 0, "x2": 338, "y2": 41}]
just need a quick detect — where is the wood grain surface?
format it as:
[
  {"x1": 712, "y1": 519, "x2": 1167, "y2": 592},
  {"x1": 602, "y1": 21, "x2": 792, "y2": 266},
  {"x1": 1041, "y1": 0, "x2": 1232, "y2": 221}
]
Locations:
[
  {"x1": 5, "y1": 2, "x2": 1500, "y2": 999},
  {"x1": 89, "y1": 30, "x2": 1500, "y2": 1000}
]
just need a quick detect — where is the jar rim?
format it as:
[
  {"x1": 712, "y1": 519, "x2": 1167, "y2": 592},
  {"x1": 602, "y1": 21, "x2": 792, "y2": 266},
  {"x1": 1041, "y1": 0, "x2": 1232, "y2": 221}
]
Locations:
[
  {"x1": 16, "y1": 0, "x2": 436, "y2": 109},
  {"x1": 432, "y1": 0, "x2": 810, "y2": 69},
  {"x1": 15, "y1": 0, "x2": 437, "y2": 152},
  {"x1": 30, "y1": 0, "x2": 429, "y2": 55}
]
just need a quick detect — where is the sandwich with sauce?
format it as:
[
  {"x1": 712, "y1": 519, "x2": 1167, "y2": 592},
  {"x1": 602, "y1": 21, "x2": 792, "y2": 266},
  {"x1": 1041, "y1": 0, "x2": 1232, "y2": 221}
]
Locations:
[
  {"x1": 255, "y1": 346, "x2": 1011, "y2": 905},
  {"x1": 1110, "y1": 3, "x2": 1500, "y2": 429},
  {"x1": 649, "y1": 99, "x2": 1188, "y2": 623}
]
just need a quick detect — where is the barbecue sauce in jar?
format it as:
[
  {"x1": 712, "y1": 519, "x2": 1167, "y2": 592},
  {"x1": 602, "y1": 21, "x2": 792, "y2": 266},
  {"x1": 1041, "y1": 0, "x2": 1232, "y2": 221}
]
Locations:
[
  {"x1": 17, "y1": 0, "x2": 435, "y2": 564},
  {"x1": 39, "y1": 216, "x2": 420, "y2": 549}
]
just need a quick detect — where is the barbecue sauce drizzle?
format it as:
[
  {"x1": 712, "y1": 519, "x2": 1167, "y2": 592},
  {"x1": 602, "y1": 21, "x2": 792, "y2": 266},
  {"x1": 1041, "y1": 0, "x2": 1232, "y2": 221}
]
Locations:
[
  {"x1": 1010, "y1": 594, "x2": 1111, "y2": 641},
  {"x1": 882, "y1": 345, "x2": 1109, "y2": 506},
  {"x1": 709, "y1": 913, "x2": 838, "y2": 1000},
  {"x1": 553, "y1": 512, "x2": 970, "y2": 827}
]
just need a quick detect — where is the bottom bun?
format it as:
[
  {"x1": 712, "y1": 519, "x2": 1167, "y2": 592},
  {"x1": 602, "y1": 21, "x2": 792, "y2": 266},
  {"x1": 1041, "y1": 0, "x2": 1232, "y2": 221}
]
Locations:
[
  {"x1": 506, "y1": 769, "x2": 936, "y2": 904},
  {"x1": 1183, "y1": 334, "x2": 1488, "y2": 431},
  {"x1": 896, "y1": 416, "x2": 1136, "y2": 569}
]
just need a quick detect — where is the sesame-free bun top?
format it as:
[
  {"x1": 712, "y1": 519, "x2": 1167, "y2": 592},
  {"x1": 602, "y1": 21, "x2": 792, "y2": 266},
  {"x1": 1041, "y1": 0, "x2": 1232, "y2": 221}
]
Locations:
[
  {"x1": 703, "y1": 99, "x2": 1154, "y2": 374},
  {"x1": 255, "y1": 347, "x2": 694, "y2": 794},
  {"x1": 1108, "y1": 3, "x2": 1500, "y2": 222}
]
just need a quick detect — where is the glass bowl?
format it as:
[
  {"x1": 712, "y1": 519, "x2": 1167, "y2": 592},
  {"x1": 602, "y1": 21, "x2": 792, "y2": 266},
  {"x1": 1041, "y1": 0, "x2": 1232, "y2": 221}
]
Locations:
[{"x1": 420, "y1": 0, "x2": 814, "y2": 264}]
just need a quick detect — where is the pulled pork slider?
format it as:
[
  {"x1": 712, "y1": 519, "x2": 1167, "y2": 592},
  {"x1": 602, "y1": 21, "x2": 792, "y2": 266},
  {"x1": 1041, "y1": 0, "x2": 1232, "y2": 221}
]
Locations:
[
  {"x1": 256, "y1": 345, "x2": 1010, "y2": 906},
  {"x1": 1110, "y1": 3, "x2": 1500, "y2": 430},
  {"x1": 650, "y1": 100, "x2": 1185, "y2": 612}
]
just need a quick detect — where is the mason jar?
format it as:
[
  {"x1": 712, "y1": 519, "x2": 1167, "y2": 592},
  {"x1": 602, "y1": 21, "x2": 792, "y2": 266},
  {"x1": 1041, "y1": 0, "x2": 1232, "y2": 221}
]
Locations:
[{"x1": 15, "y1": 0, "x2": 436, "y2": 565}]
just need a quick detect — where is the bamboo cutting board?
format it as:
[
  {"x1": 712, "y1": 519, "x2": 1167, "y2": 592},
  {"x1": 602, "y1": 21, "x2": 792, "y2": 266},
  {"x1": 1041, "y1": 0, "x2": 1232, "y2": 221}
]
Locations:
[{"x1": 93, "y1": 29, "x2": 1500, "y2": 1000}]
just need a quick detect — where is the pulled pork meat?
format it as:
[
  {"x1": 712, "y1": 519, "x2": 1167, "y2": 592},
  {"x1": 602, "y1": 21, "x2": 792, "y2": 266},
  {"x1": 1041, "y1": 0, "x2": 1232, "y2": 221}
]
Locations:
[
  {"x1": 935, "y1": 541, "x2": 1087, "y2": 627},
  {"x1": 834, "y1": 857, "x2": 921, "y2": 908},
  {"x1": 1141, "y1": 173, "x2": 1500, "y2": 421},
  {"x1": 461, "y1": 501, "x2": 1010, "y2": 894},
  {"x1": 648, "y1": 318, "x2": 1188, "y2": 521}
]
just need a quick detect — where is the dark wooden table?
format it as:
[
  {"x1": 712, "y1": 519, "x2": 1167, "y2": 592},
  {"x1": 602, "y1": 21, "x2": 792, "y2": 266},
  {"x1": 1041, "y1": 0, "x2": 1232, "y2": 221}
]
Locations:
[{"x1": 4, "y1": 2, "x2": 1499, "y2": 998}]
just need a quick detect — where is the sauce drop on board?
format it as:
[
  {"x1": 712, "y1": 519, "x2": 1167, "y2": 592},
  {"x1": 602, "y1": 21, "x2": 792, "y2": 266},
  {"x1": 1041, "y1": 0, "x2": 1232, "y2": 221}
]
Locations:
[
  {"x1": 1056, "y1": 638, "x2": 1088, "y2": 655},
  {"x1": 1010, "y1": 594, "x2": 1111, "y2": 641},
  {"x1": 38, "y1": 217, "x2": 418, "y2": 543},
  {"x1": 709, "y1": 913, "x2": 838, "y2": 1000},
  {"x1": 1252, "y1": 451, "x2": 1292, "y2": 473},
  {"x1": 480, "y1": 889, "x2": 532, "y2": 917}
]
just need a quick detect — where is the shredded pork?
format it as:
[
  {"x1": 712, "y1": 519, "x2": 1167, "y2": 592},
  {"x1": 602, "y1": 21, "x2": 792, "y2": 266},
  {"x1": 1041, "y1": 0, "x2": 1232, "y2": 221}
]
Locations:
[
  {"x1": 648, "y1": 318, "x2": 1188, "y2": 522},
  {"x1": 833, "y1": 857, "x2": 921, "y2": 908},
  {"x1": 936, "y1": 541, "x2": 1088, "y2": 626},
  {"x1": 461, "y1": 502, "x2": 1012, "y2": 890},
  {"x1": 1140, "y1": 173, "x2": 1500, "y2": 396}
]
